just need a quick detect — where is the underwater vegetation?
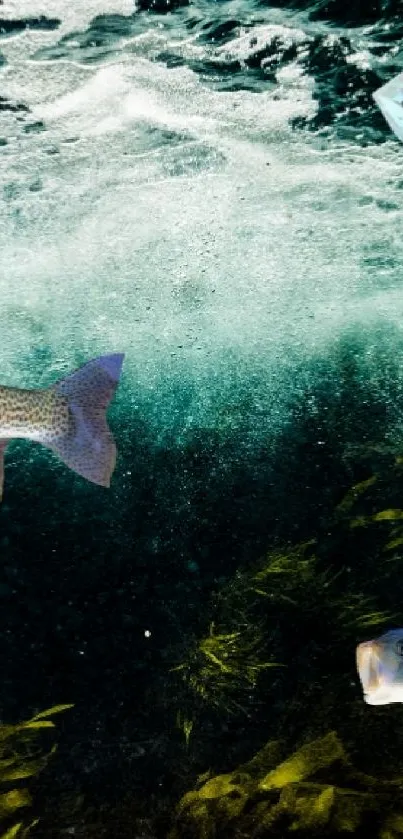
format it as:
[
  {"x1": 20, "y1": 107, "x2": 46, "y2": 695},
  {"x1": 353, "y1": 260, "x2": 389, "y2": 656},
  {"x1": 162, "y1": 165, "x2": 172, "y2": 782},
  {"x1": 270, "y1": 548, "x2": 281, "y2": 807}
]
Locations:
[
  {"x1": 168, "y1": 729, "x2": 403, "y2": 838},
  {"x1": 166, "y1": 449, "x2": 403, "y2": 836},
  {"x1": 172, "y1": 531, "x2": 394, "y2": 745},
  {"x1": 6, "y1": 449, "x2": 403, "y2": 838},
  {"x1": 12, "y1": 427, "x2": 403, "y2": 839},
  {"x1": 173, "y1": 618, "x2": 281, "y2": 716},
  {"x1": 6, "y1": 338, "x2": 403, "y2": 837},
  {"x1": 0, "y1": 704, "x2": 73, "y2": 839}
]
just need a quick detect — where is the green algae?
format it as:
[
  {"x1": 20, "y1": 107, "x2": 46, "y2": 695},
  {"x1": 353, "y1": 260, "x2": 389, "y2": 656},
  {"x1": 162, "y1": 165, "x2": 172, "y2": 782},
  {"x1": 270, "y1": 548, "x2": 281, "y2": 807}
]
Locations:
[
  {"x1": 169, "y1": 731, "x2": 403, "y2": 838},
  {"x1": 171, "y1": 528, "x2": 393, "y2": 743},
  {"x1": 18, "y1": 443, "x2": 403, "y2": 838},
  {"x1": 173, "y1": 620, "x2": 281, "y2": 718},
  {"x1": 0, "y1": 704, "x2": 73, "y2": 839},
  {"x1": 168, "y1": 454, "x2": 403, "y2": 837},
  {"x1": 259, "y1": 731, "x2": 344, "y2": 790}
]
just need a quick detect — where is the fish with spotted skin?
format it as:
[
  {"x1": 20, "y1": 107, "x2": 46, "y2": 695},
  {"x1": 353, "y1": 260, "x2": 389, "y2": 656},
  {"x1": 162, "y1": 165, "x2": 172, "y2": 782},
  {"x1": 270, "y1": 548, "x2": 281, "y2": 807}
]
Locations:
[
  {"x1": 356, "y1": 629, "x2": 403, "y2": 705},
  {"x1": 0, "y1": 353, "x2": 124, "y2": 499}
]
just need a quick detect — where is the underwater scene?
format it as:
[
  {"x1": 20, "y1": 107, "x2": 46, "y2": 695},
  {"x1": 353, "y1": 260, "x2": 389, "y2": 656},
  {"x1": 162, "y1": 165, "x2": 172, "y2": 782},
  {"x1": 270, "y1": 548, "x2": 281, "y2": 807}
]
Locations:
[{"x1": 3, "y1": 0, "x2": 403, "y2": 836}]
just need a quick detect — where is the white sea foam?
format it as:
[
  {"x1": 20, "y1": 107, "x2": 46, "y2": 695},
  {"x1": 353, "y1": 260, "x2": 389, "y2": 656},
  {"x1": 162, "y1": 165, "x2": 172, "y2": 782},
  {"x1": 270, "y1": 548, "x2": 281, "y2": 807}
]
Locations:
[{"x1": 0, "y1": 7, "x2": 402, "y2": 441}]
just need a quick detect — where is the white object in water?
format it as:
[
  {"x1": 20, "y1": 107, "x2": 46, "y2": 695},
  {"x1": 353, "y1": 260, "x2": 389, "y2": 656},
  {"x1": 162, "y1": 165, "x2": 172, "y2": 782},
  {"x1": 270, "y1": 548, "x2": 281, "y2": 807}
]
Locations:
[
  {"x1": 356, "y1": 629, "x2": 403, "y2": 705},
  {"x1": 373, "y1": 72, "x2": 403, "y2": 142}
]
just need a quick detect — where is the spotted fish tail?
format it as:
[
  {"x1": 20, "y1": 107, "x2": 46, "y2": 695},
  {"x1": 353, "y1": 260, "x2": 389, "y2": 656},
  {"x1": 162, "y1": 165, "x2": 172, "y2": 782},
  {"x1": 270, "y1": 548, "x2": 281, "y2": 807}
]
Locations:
[{"x1": 51, "y1": 353, "x2": 125, "y2": 488}]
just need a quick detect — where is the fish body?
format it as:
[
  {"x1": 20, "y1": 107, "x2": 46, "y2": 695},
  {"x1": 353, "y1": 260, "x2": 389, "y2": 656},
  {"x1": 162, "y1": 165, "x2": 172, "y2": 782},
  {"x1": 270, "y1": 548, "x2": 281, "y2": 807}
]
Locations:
[
  {"x1": 356, "y1": 629, "x2": 403, "y2": 705},
  {"x1": 0, "y1": 353, "x2": 124, "y2": 497},
  {"x1": 0, "y1": 386, "x2": 69, "y2": 442}
]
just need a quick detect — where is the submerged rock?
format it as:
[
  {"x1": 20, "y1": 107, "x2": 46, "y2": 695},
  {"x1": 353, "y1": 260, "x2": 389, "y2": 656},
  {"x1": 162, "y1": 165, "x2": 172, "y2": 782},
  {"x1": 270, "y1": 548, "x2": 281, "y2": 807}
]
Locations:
[{"x1": 0, "y1": 17, "x2": 60, "y2": 38}]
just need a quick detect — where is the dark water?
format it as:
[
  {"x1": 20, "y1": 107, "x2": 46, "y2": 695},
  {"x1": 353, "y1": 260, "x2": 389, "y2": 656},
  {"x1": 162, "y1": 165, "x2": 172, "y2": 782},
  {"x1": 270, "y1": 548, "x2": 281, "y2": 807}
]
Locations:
[{"x1": 1, "y1": 0, "x2": 403, "y2": 836}]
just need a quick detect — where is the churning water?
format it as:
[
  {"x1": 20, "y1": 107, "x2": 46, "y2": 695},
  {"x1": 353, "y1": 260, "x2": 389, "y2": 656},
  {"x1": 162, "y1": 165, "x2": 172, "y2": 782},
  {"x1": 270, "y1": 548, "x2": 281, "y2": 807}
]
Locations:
[{"x1": 2, "y1": 0, "x2": 403, "y2": 437}]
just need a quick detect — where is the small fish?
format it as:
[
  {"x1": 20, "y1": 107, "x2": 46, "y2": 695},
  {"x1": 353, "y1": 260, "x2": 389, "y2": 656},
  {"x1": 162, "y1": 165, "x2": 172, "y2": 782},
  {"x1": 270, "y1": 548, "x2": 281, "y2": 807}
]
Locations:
[
  {"x1": 373, "y1": 71, "x2": 403, "y2": 143},
  {"x1": 0, "y1": 353, "x2": 124, "y2": 499},
  {"x1": 356, "y1": 629, "x2": 403, "y2": 705}
]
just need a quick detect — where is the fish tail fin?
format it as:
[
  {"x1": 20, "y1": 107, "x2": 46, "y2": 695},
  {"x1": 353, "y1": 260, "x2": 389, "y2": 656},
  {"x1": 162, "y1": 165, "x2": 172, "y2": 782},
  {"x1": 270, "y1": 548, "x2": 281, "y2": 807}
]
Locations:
[{"x1": 51, "y1": 353, "x2": 124, "y2": 488}]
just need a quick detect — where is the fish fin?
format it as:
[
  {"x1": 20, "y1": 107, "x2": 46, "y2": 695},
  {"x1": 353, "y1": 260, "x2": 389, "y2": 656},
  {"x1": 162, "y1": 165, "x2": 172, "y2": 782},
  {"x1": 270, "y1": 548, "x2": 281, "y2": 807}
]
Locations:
[
  {"x1": 49, "y1": 353, "x2": 124, "y2": 488},
  {"x1": 0, "y1": 440, "x2": 9, "y2": 501}
]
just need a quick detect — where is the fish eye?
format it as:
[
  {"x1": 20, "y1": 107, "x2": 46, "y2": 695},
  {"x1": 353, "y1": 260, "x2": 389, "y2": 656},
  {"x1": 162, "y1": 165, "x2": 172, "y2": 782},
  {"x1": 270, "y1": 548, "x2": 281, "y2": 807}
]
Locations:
[{"x1": 396, "y1": 639, "x2": 403, "y2": 657}]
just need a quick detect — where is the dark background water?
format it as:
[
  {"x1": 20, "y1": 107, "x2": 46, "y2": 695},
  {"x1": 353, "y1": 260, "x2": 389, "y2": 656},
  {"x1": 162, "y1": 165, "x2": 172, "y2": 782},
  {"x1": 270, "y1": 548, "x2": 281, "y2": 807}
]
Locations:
[{"x1": 2, "y1": 332, "x2": 403, "y2": 834}]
